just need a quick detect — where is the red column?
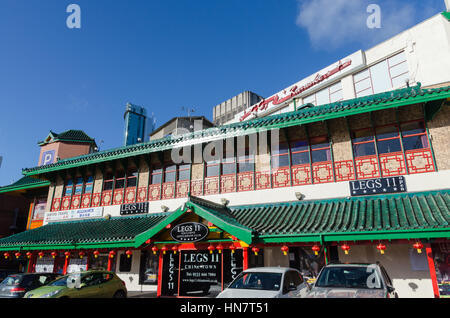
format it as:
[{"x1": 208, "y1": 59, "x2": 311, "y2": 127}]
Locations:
[
  {"x1": 243, "y1": 248, "x2": 249, "y2": 270},
  {"x1": 157, "y1": 251, "x2": 163, "y2": 298},
  {"x1": 425, "y1": 243, "x2": 440, "y2": 298},
  {"x1": 63, "y1": 256, "x2": 70, "y2": 275}
]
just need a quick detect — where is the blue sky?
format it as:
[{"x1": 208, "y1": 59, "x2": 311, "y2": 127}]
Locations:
[{"x1": 0, "y1": 0, "x2": 446, "y2": 186}]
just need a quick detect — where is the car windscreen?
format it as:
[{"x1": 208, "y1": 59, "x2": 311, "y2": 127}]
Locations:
[
  {"x1": 0, "y1": 275, "x2": 22, "y2": 286},
  {"x1": 315, "y1": 266, "x2": 383, "y2": 289},
  {"x1": 228, "y1": 272, "x2": 282, "y2": 291}
]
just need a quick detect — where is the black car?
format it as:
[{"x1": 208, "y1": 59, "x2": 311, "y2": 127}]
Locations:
[
  {"x1": 0, "y1": 273, "x2": 59, "y2": 298},
  {"x1": 0, "y1": 270, "x2": 19, "y2": 283}
]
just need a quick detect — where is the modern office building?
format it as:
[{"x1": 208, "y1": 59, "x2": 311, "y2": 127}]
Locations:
[
  {"x1": 213, "y1": 91, "x2": 263, "y2": 126},
  {"x1": 124, "y1": 103, "x2": 155, "y2": 146},
  {"x1": 150, "y1": 116, "x2": 215, "y2": 141}
]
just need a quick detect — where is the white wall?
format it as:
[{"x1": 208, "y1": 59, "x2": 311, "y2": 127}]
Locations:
[{"x1": 338, "y1": 244, "x2": 435, "y2": 298}]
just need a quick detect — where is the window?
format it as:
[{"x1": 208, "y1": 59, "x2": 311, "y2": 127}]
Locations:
[
  {"x1": 290, "y1": 140, "x2": 310, "y2": 166},
  {"x1": 151, "y1": 168, "x2": 163, "y2": 184},
  {"x1": 64, "y1": 179, "x2": 73, "y2": 196},
  {"x1": 206, "y1": 161, "x2": 220, "y2": 177},
  {"x1": 164, "y1": 165, "x2": 176, "y2": 183},
  {"x1": 103, "y1": 173, "x2": 114, "y2": 191},
  {"x1": 114, "y1": 171, "x2": 126, "y2": 189},
  {"x1": 271, "y1": 143, "x2": 289, "y2": 169},
  {"x1": 126, "y1": 170, "x2": 138, "y2": 188},
  {"x1": 119, "y1": 253, "x2": 132, "y2": 272},
  {"x1": 222, "y1": 158, "x2": 236, "y2": 175},
  {"x1": 32, "y1": 197, "x2": 47, "y2": 221},
  {"x1": 303, "y1": 82, "x2": 343, "y2": 106},
  {"x1": 351, "y1": 128, "x2": 376, "y2": 158},
  {"x1": 178, "y1": 164, "x2": 191, "y2": 181},
  {"x1": 354, "y1": 51, "x2": 409, "y2": 98},
  {"x1": 139, "y1": 251, "x2": 159, "y2": 285},
  {"x1": 238, "y1": 155, "x2": 254, "y2": 173},
  {"x1": 74, "y1": 177, "x2": 84, "y2": 195},
  {"x1": 401, "y1": 121, "x2": 429, "y2": 151},
  {"x1": 84, "y1": 176, "x2": 94, "y2": 194},
  {"x1": 375, "y1": 125, "x2": 402, "y2": 154},
  {"x1": 310, "y1": 136, "x2": 331, "y2": 163}
]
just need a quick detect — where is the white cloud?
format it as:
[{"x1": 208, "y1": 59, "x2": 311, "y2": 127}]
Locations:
[{"x1": 295, "y1": 0, "x2": 440, "y2": 50}]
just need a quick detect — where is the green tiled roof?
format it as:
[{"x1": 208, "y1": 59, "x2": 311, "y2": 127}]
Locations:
[
  {"x1": 442, "y1": 11, "x2": 450, "y2": 21},
  {"x1": 0, "y1": 176, "x2": 50, "y2": 194},
  {"x1": 23, "y1": 84, "x2": 450, "y2": 177},
  {"x1": 0, "y1": 213, "x2": 169, "y2": 250}
]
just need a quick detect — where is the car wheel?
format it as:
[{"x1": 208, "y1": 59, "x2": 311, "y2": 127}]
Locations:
[{"x1": 113, "y1": 290, "x2": 126, "y2": 298}]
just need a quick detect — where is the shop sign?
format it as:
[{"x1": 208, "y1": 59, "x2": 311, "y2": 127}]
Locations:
[
  {"x1": 35, "y1": 257, "x2": 54, "y2": 273},
  {"x1": 44, "y1": 207, "x2": 104, "y2": 223},
  {"x1": 170, "y1": 222, "x2": 209, "y2": 243},
  {"x1": 120, "y1": 202, "x2": 149, "y2": 215},
  {"x1": 349, "y1": 176, "x2": 406, "y2": 196}
]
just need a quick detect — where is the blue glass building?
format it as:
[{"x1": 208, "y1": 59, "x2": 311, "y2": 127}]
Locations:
[{"x1": 124, "y1": 103, "x2": 154, "y2": 146}]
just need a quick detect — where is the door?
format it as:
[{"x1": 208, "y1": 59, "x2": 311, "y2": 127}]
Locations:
[{"x1": 281, "y1": 270, "x2": 309, "y2": 298}]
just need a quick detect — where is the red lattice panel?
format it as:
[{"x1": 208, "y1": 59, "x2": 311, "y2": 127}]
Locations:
[
  {"x1": 237, "y1": 172, "x2": 254, "y2": 192},
  {"x1": 291, "y1": 164, "x2": 311, "y2": 186},
  {"x1": 221, "y1": 175, "x2": 236, "y2": 193},
  {"x1": 272, "y1": 167, "x2": 291, "y2": 188},
  {"x1": 136, "y1": 187, "x2": 148, "y2": 202},
  {"x1": 52, "y1": 198, "x2": 61, "y2": 211},
  {"x1": 379, "y1": 152, "x2": 406, "y2": 177},
  {"x1": 406, "y1": 148, "x2": 435, "y2": 174},
  {"x1": 70, "y1": 195, "x2": 81, "y2": 209},
  {"x1": 61, "y1": 196, "x2": 71, "y2": 210},
  {"x1": 334, "y1": 160, "x2": 355, "y2": 182},
  {"x1": 312, "y1": 162, "x2": 334, "y2": 184},
  {"x1": 101, "y1": 190, "x2": 112, "y2": 206},
  {"x1": 148, "y1": 184, "x2": 161, "y2": 201},
  {"x1": 112, "y1": 189, "x2": 124, "y2": 205},
  {"x1": 176, "y1": 180, "x2": 190, "y2": 198},
  {"x1": 190, "y1": 180, "x2": 203, "y2": 196},
  {"x1": 91, "y1": 193, "x2": 101, "y2": 207},
  {"x1": 204, "y1": 177, "x2": 219, "y2": 195},
  {"x1": 80, "y1": 194, "x2": 91, "y2": 208},
  {"x1": 162, "y1": 183, "x2": 175, "y2": 200},
  {"x1": 355, "y1": 156, "x2": 380, "y2": 179},
  {"x1": 125, "y1": 187, "x2": 136, "y2": 203},
  {"x1": 255, "y1": 171, "x2": 271, "y2": 190}
]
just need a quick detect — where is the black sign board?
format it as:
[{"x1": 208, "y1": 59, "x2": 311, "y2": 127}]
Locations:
[
  {"x1": 120, "y1": 202, "x2": 149, "y2": 215},
  {"x1": 170, "y1": 222, "x2": 209, "y2": 243},
  {"x1": 349, "y1": 176, "x2": 406, "y2": 196},
  {"x1": 161, "y1": 252, "x2": 179, "y2": 297}
]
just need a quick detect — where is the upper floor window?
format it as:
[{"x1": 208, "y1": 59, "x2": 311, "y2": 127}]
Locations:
[
  {"x1": 222, "y1": 158, "x2": 236, "y2": 176},
  {"x1": 74, "y1": 177, "x2": 84, "y2": 195},
  {"x1": 290, "y1": 140, "x2": 310, "y2": 166},
  {"x1": 84, "y1": 176, "x2": 94, "y2": 194},
  {"x1": 271, "y1": 142, "x2": 290, "y2": 169},
  {"x1": 178, "y1": 164, "x2": 191, "y2": 181},
  {"x1": 351, "y1": 128, "x2": 376, "y2": 158},
  {"x1": 151, "y1": 168, "x2": 163, "y2": 185},
  {"x1": 401, "y1": 121, "x2": 429, "y2": 151},
  {"x1": 126, "y1": 169, "x2": 138, "y2": 187},
  {"x1": 310, "y1": 136, "x2": 331, "y2": 163},
  {"x1": 64, "y1": 179, "x2": 73, "y2": 196},
  {"x1": 114, "y1": 171, "x2": 126, "y2": 189},
  {"x1": 103, "y1": 173, "x2": 114, "y2": 191},
  {"x1": 164, "y1": 165, "x2": 177, "y2": 183},
  {"x1": 375, "y1": 125, "x2": 402, "y2": 154},
  {"x1": 206, "y1": 161, "x2": 220, "y2": 178}
]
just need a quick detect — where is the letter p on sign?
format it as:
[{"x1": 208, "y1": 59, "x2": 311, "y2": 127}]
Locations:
[{"x1": 41, "y1": 150, "x2": 55, "y2": 166}]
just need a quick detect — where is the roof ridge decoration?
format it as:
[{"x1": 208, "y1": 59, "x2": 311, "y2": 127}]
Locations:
[{"x1": 23, "y1": 83, "x2": 450, "y2": 176}]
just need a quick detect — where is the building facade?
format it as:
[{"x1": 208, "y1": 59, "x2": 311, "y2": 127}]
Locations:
[
  {"x1": 0, "y1": 12, "x2": 449, "y2": 299},
  {"x1": 213, "y1": 91, "x2": 263, "y2": 126}
]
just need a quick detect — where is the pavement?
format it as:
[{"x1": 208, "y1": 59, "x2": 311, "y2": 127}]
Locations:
[{"x1": 127, "y1": 291, "x2": 158, "y2": 298}]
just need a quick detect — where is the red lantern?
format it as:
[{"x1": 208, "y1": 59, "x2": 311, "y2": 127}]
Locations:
[
  {"x1": 341, "y1": 243, "x2": 350, "y2": 255},
  {"x1": 3, "y1": 252, "x2": 10, "y2": 260},
  {"x1": 413, "y1": 242, "x2": 424, "y2": 254},
  {"x1": 93, "y1": 251, "x2": 100, "y2": 258},
  {"x1": 207, "y1": 245, "x2": 215, "y2": 254},
  {"x1": 312, "y1": 245, "x2": 321, "y2": 256},
  {"x1": 15, "y1": 252, "x2": 21, "y2": 259},
  {"x1": 51, "y1": 251, "x2": 58, "y2": 259},
  {"x1": 252, "y1": 247, "x2": 260, "y2": 256},
  {"x1": 151, "y1": 246, "x2": 159, "y2": 255},
  {"x1": 79, "y1": 251, "x2": 85, "y2": 259},
  {"x1": 161, "y1": 246, "x2": 168, "y2": 255},
  {"x1": 281, "y1": 245, "x2": 289, "y2": 256},
  {"x1": 64, "y1": 251, "x2": 71, "y2": 259},
  {"x1": 26, "y1": 252, "x2": 32, "y2": 259},
  {"x1": 186, "y1": 208, "x2": 193, "y2": 213},
  {"x1": 109, "y1": 250, "x2": 116, "y2": 259},
  {"x1": 38, "y1": 252, "x2": 45, "y2": 259},
  {"x1": 376, "y1": 243, "x2": 386, "y2": 255},
  {"x1": 125, "y1": 250, "x2": 133, "y2": 258},
  {"x1": 229, "y1": 244, "x2": 236, "y2": 254},
  {"x1": 171, "y1": 246, "x2": 178, "y2": 255},
  {"x1": 216, "y1": 244, "x2": 224, "y2": 254}
]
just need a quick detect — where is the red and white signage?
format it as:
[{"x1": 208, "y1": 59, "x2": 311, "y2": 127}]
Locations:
[{"x1": 239, "y1": 50, "x2": 366, "y2": 121}]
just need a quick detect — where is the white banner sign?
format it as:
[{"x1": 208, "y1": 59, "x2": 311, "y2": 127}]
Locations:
[
  {"x1": 44, "y1": 207, "x2": 104, "y2": 223},
  {"x1": 35, "y1": 257, "x2": 55, "y2": 273}
]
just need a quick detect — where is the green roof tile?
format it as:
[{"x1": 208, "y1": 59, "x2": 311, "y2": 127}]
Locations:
[{"x1": 0, "y1": 176, "x2": 50, "y2": 194}]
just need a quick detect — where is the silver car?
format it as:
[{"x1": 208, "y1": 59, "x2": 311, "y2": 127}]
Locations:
[
  {"x1": 217, "y1": 267, "x2": 310, "y2": 298},
  {"x1": 306, "y1": 263, "x2": 398, "y2": 298}
]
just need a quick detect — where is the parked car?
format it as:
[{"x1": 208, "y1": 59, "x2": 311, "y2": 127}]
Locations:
[
  {"x1": 0, "y1": 270, "x2": 19, "y2": 283},
  {"x1": 0, "y1": 273, "x2": 59, "y2": 298},
  {"x1": 306, "y1": 263, "x2": 398, "y2": 298},
  {"x1": 24, "y1": 270, "x2": 127, "y2": 298},
  {"x1": 217, "y1": 267, "x2": 310, "y2": 298}
]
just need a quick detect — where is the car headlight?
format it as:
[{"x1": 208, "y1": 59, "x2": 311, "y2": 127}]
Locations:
[{"x1": 40, "y1": 290, "x2": 62, "y2": 298}]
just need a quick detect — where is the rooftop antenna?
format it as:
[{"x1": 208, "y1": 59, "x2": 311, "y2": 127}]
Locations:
[{"x1": 181, "y1": 106, "x2": 196, "y2": 129}]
